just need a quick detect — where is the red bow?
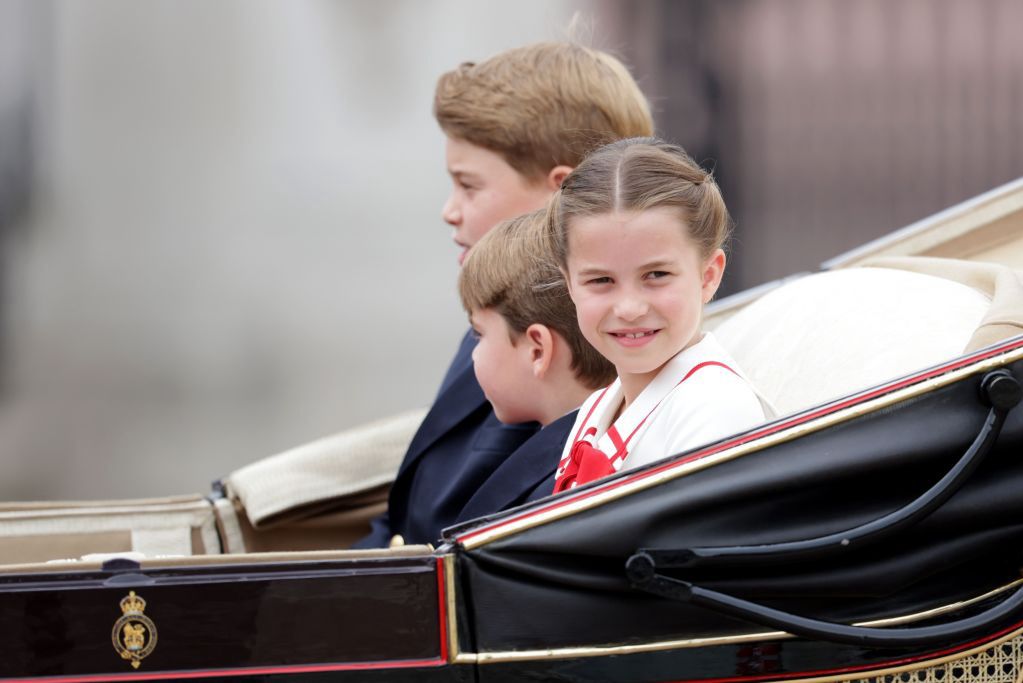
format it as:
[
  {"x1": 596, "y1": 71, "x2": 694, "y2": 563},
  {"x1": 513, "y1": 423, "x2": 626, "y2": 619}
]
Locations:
[{"x1": 553, "y1": 439, "x2": 618, "y2": 493}]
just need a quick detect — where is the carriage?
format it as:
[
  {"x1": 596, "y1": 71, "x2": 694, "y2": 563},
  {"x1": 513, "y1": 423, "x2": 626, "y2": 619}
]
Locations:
[{"x1": 2, "y1": 178, "x2": 1022, "y2": 682}]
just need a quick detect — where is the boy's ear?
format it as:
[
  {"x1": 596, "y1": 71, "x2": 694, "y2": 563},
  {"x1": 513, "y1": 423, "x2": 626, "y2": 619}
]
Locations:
[
  {"x1": 545, "y1": 165, "x2": 573, "y2": 191},
  {"x1": 700, "y1": 249, "x2": 727, "y2": 304},
  {"x1": 524, "y1": 323, "x2": 556, "y2": 378}
]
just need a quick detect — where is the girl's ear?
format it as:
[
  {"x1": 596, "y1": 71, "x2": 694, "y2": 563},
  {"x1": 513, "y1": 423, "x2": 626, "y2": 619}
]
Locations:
[
  {"x1": 700, "y1": 249, "x2": 726, "y2": 304},
  {"x1": 525, "y1": 323, "x2": 556, "y2": 378},
  {"x1": 546, "y1": 165, "x2": 573, "y2": 190}
]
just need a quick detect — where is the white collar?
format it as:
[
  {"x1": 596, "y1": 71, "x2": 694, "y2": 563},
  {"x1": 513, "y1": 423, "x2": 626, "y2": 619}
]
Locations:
[{"x1": 580, "y1": 333, "x2": 730, "y2": 465}]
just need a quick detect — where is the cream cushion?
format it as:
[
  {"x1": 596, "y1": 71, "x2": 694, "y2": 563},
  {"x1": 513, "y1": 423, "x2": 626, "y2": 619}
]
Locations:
[
  {"x1": 226, "y1": 408, "x2": 427, "y2": 528},
  {"x1": 714, "y1": 267, "x2": 991, "y2": 417},
  {"x1": 0, "y1": 408, "x2": 428, "y2": 565},
  {"x1": 862, "y1": 257, "x2": 1023, "y2": 352},
  {"x1": 0, "y1": 495, "x2": 221, "y2": 564}
]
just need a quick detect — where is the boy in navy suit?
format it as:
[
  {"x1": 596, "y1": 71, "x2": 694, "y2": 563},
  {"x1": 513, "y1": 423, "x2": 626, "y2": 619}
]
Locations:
[
  {"x1": 451, "y1": 210, "x2": 616, "y2": 522},
  {"x1": 354, "y1": 42, "x2": 652, "y2": 547}
]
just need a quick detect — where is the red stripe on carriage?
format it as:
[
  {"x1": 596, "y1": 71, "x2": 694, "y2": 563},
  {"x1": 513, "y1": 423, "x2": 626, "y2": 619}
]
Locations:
[
  {"x1": 0, "y1": 561, "x2": 457, "y2": 683},
  {"x1": 0, "y1": 657, "x2": 449, "y2": 683},
  {"x1": 436, "y1": 555, "x2": 450, "y2": 663}
]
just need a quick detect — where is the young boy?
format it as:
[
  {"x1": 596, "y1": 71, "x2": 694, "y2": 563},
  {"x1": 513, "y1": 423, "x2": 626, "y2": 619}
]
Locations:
[
  {"x1": 452, "y1": 210, "x2": 616, "y2": 519},
  {"x1": 354, "y1": 42, "x2": 652, "y2": 548}
]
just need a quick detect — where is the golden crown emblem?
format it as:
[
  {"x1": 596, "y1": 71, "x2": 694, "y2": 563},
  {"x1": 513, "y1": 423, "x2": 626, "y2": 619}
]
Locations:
[
  {"x1": 119, "y1": 591, "x2": 146, "y2": 615},
  {"x1": 112, "y1": 591, "x2": 157, "y2": 669}
]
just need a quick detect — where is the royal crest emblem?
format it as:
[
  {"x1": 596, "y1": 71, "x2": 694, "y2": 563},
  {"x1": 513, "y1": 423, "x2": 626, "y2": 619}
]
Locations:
[{"x1": 111, "y1": 591, "x2": 157, "y2": 669}]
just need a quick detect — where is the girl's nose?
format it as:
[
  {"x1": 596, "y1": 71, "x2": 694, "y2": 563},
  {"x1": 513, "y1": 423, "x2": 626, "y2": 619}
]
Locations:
[
  {"x1": 613, "y1": 293, "x2": 649, "y2": 321},
  {"x1": 442, "y1": 194, "x2": 461, "y2": 226}
]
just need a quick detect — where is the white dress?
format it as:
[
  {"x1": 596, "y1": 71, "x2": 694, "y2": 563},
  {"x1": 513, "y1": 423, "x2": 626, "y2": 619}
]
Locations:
[{"x1": 556, "y1": 332, "x2": 773, "y2": 487}]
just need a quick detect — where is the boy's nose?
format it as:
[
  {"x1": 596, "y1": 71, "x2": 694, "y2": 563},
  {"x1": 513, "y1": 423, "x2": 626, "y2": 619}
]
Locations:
[{"x1": 442, "y1": 194, "x2": 461, "y2": 226}]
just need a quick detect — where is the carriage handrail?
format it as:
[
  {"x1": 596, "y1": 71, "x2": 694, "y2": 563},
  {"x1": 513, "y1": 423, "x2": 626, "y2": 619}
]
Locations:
[
  {"x1": 624, "y1": 561, "x2": 1023, "y2": 648},
  {"x1": 626, "y1": 369, "x2": 1023, "y2": 648},
  {"x1": 633, "y1": 369, "x2": 1021, "y2": 570}
]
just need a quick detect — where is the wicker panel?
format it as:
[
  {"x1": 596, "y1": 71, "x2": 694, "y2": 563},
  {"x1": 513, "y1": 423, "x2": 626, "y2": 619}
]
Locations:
[{"x1": 843, "y1": 630, "x2": 1023, "y2": 683}]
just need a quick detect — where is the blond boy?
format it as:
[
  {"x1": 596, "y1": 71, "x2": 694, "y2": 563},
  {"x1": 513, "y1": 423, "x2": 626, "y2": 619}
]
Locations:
[
  {"x1": 354, "y1": 43, "x2": 652, "y2": 548},
  {"x1": 437, "y1": 43, "x2": 653, "y2": 266},
  {"x1": 451, "y1": 210, "x2": 615, "y2": 514}
]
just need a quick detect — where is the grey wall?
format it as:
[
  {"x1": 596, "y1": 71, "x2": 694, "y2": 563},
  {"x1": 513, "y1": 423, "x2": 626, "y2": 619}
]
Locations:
[
  {"x1": 601, "y1": 0, "x2": 1023, "y2": 296},
  {"x1": 4, "y1": 0, "x2": 1021, "y2": 502},
  {"x1": 0, "y1": 0, "x2": 586, "y2": 499}
]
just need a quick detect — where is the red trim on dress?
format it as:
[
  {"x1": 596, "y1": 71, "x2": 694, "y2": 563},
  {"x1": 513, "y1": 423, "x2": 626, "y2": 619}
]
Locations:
[
  {"x1": 572, "y1": 386, "x2": 611, "y2": 443},
  {"x1": 554, "y1": 361, "x2": 739, "y2": 491}
]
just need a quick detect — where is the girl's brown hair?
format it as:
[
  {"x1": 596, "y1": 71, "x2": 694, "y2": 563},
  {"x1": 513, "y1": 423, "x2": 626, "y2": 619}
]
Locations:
[{"x1": 548, "y1": 137, "x2": 732, "y2": 265}]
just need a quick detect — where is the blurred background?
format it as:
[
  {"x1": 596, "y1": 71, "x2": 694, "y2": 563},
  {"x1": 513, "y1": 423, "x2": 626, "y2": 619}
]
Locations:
[{"x1": 1, "y1": 0, "x2": 1021, "y2": 500}]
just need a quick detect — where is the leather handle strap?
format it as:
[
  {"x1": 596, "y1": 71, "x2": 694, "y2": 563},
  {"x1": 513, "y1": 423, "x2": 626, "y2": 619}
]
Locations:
[{"x1": 638, "y1": 369, "x2": 1021, "y2": 570}]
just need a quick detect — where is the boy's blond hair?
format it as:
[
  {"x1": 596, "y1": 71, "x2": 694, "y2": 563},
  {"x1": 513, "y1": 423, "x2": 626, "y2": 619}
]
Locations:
[
  {"x1": 460, "y1": 210, "x2": 615, "y2": 390},
  {"x1": 435, "y1": 42, "x2": 654, "y2": 181}
]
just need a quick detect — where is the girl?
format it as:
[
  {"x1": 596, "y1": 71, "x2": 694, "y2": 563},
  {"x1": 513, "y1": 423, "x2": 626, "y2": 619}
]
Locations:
[{"x1": 549, "y1": 137, "x2": 773, "y2": 492}]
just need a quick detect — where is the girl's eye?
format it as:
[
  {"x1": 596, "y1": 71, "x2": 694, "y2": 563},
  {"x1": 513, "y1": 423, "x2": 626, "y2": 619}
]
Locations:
[
  {"x1": 585, "y1": 276, "x2": 612, "y2": 286},
  {"x1": 645, "y1": 270, "x2": 671, "y2": 280}
]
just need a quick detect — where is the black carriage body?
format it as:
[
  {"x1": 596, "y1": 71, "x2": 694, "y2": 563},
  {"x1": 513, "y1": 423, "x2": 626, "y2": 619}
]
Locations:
[
  {"x1": 0, "y1": 553, "x2": 467, "y2": 682},
  {"x1": 2, "y1": 338, "x2": 1023, "y2": 682},
  {"x1": 447, "y1": 336, "x2": 1023, "y2": 682}
]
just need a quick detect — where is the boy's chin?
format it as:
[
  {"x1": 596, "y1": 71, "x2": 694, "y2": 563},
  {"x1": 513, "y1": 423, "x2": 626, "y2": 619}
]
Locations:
[{"x1": 492, "y1": 406, "x2": 531, "y2": 426}]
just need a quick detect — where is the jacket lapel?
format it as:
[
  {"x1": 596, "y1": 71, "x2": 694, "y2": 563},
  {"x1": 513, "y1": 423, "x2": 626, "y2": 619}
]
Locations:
[
  {"x1": 396, "y1": 353, "x2": 488, "y2": 481},
  {"x1": 456, "y1": 411, "x2": 577, "y2": 522}
]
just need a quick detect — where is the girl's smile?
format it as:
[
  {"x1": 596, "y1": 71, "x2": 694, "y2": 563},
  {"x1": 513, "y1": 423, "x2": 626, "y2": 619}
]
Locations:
[
  {"x1": 565, "y1": 207, "x2": 725, "y2": 405},
  {"x1": 608, "y1": 328, "x2": 661, "y2": 347}
]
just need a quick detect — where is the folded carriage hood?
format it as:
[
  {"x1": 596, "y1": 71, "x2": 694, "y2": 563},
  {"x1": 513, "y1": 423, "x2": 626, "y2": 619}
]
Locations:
[{"x1": 448, "y1": 338, "x2": 1023, "y2": 656}]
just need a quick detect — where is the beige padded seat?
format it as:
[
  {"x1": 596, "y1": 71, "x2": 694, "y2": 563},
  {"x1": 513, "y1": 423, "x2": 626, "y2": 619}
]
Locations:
[
  {"x1": 0, "y1": 495, "x2": 221, "y2": 565},
  {"x1": 225, "y1": 404, "x2": 427, "y2": 539},
  {"x1": 714, "y1": 264, "x2": 994, "y2": 417},
  {"x1": 0, "y1": 409, "x2": 428, "y2": 565}
]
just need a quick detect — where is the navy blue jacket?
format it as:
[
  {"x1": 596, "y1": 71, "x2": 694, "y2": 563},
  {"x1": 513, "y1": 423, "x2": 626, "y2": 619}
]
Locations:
[
  {"x1": 453, "y1": 409, "x2": 575, "y2": 525},
  {"x1": 354, "y1": 330, "x2": 548, "y2": 548}
]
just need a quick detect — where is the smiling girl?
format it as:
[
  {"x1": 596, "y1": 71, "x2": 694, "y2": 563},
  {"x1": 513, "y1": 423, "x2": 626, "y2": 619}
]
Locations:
[{"x1": 548, "y1": 137, "x2": 773, "y2": 492}]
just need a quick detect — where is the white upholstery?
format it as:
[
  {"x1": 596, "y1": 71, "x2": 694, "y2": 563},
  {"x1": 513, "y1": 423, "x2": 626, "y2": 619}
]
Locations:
[{"x1": 714, "y1": 267, "x2": 991, "y2": 417}]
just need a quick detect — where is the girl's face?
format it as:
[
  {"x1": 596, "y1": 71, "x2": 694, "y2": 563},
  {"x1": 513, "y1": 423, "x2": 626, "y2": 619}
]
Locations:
[{"x1": 565, "y1": 207, "x2": 725, "y2": 399}]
